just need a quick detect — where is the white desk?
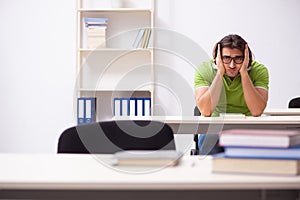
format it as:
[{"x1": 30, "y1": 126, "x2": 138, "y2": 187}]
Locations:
[
  {"x1": 0, "y1": 154, "x2": 299, "y2": 200},
  {"x1": 263, "y1": 108, "x2": 300, "y2": 116},
  {"x1": 115, "y1": 115, "x2": 300, "y2": 134}
]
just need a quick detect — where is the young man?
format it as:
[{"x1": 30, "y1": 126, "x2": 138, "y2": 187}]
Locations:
[{"x1": 194, "y1": 34, "x2": 269, "y2": 154}]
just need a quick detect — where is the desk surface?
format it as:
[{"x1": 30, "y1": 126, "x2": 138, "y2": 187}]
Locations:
[
  {"x1": 115, "y1": 115, "x2": 300, "y2": 134},
  {"x1": 0, "y1": 153, "x2": 300, "y2": 191},
  {"x1": 263, "y1": 108, "x2": 300, "y2": 116}
]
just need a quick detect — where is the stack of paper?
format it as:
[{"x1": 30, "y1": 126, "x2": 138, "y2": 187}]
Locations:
[{"x1": 84, "y1": 18, "x2": 108, "y2": 49}]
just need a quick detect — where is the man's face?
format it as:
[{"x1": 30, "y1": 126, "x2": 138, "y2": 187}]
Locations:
[{"x1": 222, "y1": 47, "x2": 244, "y2": 78}]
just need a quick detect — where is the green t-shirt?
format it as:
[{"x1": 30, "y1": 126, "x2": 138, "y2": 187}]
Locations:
[{"x1": 194, "y1": 60, "x2": 269, "y2": 116}]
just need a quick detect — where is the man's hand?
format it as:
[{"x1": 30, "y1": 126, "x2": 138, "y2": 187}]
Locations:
[
  {"x1": 240, "y1": 44, "x2": 250, "y2": 74},
  {"x1": 239, "y1": 43, "x2": 268, "y2": 116},
  {"x1": 215, "y1": 44, "x2": 225, "y2": 76}
]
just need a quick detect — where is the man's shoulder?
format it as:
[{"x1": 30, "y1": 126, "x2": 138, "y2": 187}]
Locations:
[
  {"x1": 250, "y1": 60, "x2": 267, "y2": 70},
  {"x1": 194, "y1": 60, "x2": 216, "y2": 87},
  {"x1": 199, "y1": 60, "x2": 214, "y2": 67},
  {"x1": 197, "y1": 60, "x2": 216, "y2": 73},
  {"x1": 249, "y1": 60, "x2": 269, "y2": 77}
]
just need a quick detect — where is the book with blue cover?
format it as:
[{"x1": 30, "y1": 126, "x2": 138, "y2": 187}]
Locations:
[{"x1": 224, "y1": 145, "x2": 300, "y2": 159}]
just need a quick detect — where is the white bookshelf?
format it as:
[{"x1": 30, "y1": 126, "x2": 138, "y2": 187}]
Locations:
[{"x1": 76, "y1": 0, "x2": 155, "y2": 121}]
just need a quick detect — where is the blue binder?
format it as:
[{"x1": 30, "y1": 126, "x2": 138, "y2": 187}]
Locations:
[
  {"x1": 129, "y1": 98, "x2": 136, "y2": 116},
  {"x1": 120, "y1": 98, "x2": 129, "y2": 116},
  {"x1": 143, "y1": 98, "x2": 151, "y2": 116},
  {"x1": 77, "y1": 98, "x2": 85, "y2": 124},
  {"x1": 85, "y1": 98, "x2": 96, "y2": 123},
  {"x1": 77, "y1": 97, "x2": 96, "y2": 125},
  {"x1": 114, "y1": 98, "x2": 121, "y2": 116},
  {"x1": 113, "y1": 97, "x2": 151, "y2": 117}
]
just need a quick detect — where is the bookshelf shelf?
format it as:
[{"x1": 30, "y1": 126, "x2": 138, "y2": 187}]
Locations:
[
  {"x1": 79, "y1": 48, "x2": 153, "y2": 52},
  {"x1": 78, "y1": 8, "x2": 152, "y2": 13},
  {"x1": 78, "y1": 88, "x2": 152, "y2": 92},
  {"x1": 76, "y1": 0, "x2": 154, "y2": 122}
]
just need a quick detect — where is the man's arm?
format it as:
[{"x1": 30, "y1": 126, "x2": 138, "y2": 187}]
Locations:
[
  {"x1": 195, "y1": 71, "x2": 223, "y2": 116},
  {"x1": 240, "y1": 72, "x2": 268, "y2": 116},
  {"x1": 195, "y1": 44, "x2": 224, "y2": 117},
  {"x1": 240, "y1": 44, "x2": 268, "y2": 116}
]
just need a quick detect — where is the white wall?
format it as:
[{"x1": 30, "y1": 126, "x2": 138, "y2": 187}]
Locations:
[
  {"x1": 0, "y1": 0, "x2": 77, "y2": 153},
  {"x1": 0, "y1": 0, "x2": 299, "y2": 153}
]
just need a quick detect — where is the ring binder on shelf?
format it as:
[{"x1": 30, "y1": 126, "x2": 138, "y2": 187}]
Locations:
[
  {"x1": 77, "y1": 98, "x2": 85, "y2": 124},
  {"x1": 114, "y1": 98, "x2": 121, "y2": 116},
  {"x1": 113, "y1": 97, "x2": 151, "y2": 117},
  {"x1": 121, "y1": 98, "x2": 129, "y2": 116},
  {"x1": 129, "y1": 98, "x2": 136, "y2": 116},
  {"x1": 77, "y1": 97, "x2": 96, "y2": 125}
]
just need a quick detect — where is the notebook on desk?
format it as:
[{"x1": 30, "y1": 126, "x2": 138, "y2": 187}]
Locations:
[
  {"x1": 113, "y1": 150, "x2": 183, "y2": 167},
  {"x1": 219, "y1": 113, "x2": 246, "y2": 119}
]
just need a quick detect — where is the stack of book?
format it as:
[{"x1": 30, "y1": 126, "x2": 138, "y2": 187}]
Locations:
[
  {"x1": 212, "y1": 129, "x2": 300, "y2": 175},
  {"x1": 132, "y1": 28, "x2": 152, "y2": 48},
  {"x1": 84, "y1": 17, "x2": 108, "y2": 49}
]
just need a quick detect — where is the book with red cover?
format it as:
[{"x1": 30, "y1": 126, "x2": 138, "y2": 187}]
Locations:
[{"x1": 219, "y1": 129, "x2": 300, "y2": 148}]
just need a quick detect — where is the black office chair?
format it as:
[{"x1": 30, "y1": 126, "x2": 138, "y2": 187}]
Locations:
[
  {"x1": 57, "y1": 120, "x2": 176, "y2": 154},
  {"x1": 190, "y1": 106, "x2": 224, "y2": 155},
  {"x1": 190, "y1": 106, "x2": 201, "y2": 155},
  {"x1": 288, "y1": 97, "x2": 300, "y2": 108}
]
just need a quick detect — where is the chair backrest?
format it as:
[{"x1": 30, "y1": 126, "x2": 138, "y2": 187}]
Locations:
[
  {"x1": 57, "y1": 120, "x2": 176, "y2": 154},
  {"x1": 288, "y1": 97, "x2": 300, "y2": 108},
  {"x1": 193, "y1": 106, "x2": 201, "y2": 151},
  {"x1": 194, "y1": 106, "x2": 201, "y2": 116}
]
